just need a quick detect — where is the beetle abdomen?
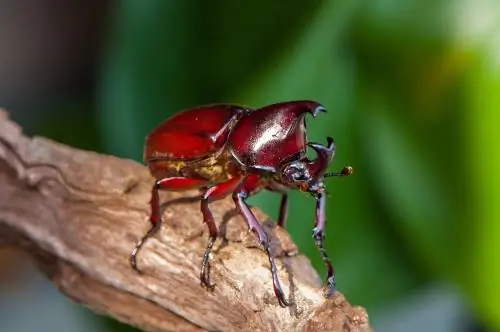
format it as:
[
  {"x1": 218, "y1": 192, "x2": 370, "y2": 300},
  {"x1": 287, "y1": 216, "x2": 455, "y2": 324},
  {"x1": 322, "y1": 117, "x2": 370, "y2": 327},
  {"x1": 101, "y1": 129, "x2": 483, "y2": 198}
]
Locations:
[{"x1": 147, "y1": 152, "x2": 234, "y2": 184}]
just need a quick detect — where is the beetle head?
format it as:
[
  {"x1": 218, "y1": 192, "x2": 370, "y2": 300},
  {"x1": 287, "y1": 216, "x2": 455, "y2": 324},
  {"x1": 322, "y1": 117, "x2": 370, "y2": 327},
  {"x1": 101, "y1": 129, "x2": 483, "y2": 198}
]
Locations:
[{"x1": 278, "y1": 137, "x2": 352, "y2": 195}]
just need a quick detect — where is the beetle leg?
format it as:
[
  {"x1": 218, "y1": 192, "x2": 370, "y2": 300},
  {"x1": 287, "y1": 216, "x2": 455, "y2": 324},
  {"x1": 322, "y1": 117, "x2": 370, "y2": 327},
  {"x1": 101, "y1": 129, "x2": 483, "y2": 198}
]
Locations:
[
  {"x1": 312, "y1": 190, "x2": 336, "y2": 297},
  {"x1": 266, "y1": 182, "x2": 289, "y2": 228},
  {"x1": 199, "y1": 175, "x2": 243, "y2": 290},
  {"x1": 276, "y1": 194, "x2": 289, "y2": 228},
  {"x1": 233, "y1": 188, "x2": 290, "y2": 307},
  {"x1": 130, "y1": 177, "x2": 208, "y2": 273}
]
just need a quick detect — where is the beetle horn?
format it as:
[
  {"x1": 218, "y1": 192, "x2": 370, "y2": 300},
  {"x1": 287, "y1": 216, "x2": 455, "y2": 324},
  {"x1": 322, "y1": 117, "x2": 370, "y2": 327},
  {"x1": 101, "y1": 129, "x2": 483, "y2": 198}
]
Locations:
[
  {"x1": 311, "y1": 105, "x2": 327, "y2": 118},
  {"x1": 306, "y1": 137, "x2": 335, "y2": 179}
]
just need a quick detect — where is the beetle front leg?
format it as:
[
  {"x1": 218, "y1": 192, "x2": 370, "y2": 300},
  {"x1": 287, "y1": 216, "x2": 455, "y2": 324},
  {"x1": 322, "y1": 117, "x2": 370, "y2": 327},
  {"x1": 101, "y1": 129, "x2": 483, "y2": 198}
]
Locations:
[
  {"x1": 130, "y1": 177, "x2": 208, "y2": 273},
  {"x1": 199, "y1": 175, "x2": 243, "y2": 290},
  {"x1": 233, "y1": 189, "x2": 290, "y2": 307},
  {"x1": 312, "y1": 190, "x2": 336, "y2": 297}
]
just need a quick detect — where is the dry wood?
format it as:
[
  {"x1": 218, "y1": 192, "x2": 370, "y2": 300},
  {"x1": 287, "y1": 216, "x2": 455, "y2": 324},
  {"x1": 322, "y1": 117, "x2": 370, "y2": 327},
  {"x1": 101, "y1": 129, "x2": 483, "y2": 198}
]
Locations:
[{"x1": 0, "y1": 110, "x2": 372, "y2": 332}]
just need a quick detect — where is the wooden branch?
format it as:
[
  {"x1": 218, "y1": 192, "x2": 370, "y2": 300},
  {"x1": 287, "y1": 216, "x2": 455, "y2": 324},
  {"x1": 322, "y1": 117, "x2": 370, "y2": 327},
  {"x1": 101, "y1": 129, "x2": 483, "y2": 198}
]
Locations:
[{"x1": 0, "y1": 110, "x2": 372, "y2": 332}]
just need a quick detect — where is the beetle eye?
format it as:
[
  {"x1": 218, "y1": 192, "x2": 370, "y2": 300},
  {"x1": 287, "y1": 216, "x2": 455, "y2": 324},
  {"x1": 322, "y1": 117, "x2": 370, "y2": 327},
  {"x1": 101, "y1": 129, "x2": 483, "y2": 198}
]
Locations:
[
  {"x1": 292, "y1": 171, "x2": 307, "y2": 181},
  {"x1": 281, "y1": 162, "x2": 310, "y2": 187}
]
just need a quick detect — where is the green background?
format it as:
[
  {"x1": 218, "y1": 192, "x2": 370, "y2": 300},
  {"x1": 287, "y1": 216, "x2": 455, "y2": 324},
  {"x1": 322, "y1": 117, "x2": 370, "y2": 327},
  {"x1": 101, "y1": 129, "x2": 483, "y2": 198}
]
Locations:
[{"x1": 16, "y1": 1, "x2": 500, "y2": 331}]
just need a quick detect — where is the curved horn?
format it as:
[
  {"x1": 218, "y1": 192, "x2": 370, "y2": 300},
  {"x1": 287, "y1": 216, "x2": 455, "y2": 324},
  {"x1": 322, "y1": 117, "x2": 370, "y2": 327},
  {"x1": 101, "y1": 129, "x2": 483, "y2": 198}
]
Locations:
[
  {"x1": 306, "y1": 137, "x2": 335, "y2": 179},
  {"x1": 311, "y1": 105, "x2": 327, "y2": 118}
]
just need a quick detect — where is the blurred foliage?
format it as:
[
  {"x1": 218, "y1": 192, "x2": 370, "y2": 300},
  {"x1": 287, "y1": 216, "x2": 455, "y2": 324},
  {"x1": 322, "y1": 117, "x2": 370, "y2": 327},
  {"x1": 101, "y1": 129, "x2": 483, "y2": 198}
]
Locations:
[
  {"x1": 38, "y1": 101, "x2": 103, "y2": 152},
  {"x1": 60, "y1": 0, "x2": 500, "y2": 330},
  {"x1": 467, "y1": 45, "x2": 500, "y2": 328}
]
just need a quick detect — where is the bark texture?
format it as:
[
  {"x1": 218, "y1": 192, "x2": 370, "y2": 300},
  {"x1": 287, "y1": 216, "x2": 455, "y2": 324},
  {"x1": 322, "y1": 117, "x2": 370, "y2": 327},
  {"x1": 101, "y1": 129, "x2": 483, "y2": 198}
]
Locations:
[{"x1": 0, "y1": 110, "x2": 372, "y2": 332}]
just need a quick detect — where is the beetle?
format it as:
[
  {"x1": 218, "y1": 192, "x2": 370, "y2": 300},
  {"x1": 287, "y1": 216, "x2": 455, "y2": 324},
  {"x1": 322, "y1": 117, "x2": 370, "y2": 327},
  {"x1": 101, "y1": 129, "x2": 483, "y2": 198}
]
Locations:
[{"x1": 130, "y1": 100, "x2": 352, "y2": 307}]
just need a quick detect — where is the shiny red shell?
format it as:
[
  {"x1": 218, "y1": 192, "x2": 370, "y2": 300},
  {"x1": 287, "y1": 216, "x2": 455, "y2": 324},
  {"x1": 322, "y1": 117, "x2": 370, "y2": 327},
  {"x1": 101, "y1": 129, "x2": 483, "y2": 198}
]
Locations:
[
  {"x1": 144, "y1": 100, "x2": 324, "y2": 174},
  {"x1": 228, "y1": 101, "x2": 323, "y2": 170},
  {"x1": 144, "y1": 104, "x2": 250, "y2": 162}
]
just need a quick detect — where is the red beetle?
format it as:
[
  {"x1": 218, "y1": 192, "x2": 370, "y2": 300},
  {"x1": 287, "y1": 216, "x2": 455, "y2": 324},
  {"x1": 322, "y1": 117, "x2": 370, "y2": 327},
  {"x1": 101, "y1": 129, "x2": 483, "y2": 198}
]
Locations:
[{"x1": 130, "y1": 100, "x2": 352, "y2": 307}]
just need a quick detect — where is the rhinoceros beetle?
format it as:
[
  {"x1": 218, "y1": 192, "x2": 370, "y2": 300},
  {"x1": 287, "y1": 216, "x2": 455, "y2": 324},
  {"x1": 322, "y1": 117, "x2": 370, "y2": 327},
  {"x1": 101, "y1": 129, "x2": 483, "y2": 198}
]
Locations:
[{"x1": 130, "y1": 100, "x2": 352, "y2": 307}]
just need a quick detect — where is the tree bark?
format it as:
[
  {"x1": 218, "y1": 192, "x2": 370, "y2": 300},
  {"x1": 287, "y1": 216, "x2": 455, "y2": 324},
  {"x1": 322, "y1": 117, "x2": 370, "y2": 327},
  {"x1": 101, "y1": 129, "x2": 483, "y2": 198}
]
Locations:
[{"x1": 0, "y1": 110, "x2": 372, "y2": 332}]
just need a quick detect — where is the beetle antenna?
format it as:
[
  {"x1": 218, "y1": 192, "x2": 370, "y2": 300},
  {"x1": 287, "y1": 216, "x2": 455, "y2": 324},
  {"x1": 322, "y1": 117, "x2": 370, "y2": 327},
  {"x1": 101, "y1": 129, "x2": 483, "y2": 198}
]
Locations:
[{"x1": 324, "y1": 165, "x2": 353, "y2": 178}]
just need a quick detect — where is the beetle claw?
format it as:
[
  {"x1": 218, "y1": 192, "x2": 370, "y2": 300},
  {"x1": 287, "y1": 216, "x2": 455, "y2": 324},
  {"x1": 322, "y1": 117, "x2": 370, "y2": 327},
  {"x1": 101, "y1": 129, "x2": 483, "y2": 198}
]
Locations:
[
  {"x1": 276, "y1": 293, "x2": 290, "y2": 307},
  {"x1": 200, "y1": 269, "x2": 216, "y2": 292},
  {"x1": 323, "y1": 276, "x2": 337, "y2": 298},
  {"x1": 130, "y1": 240, "x2": 144, "y2": 274},
  {"x1": 273, "y1": 282, "x2": 290, "y2": 307},
  {"x1": 200, "y1": 271, "x2": 216, "y2": 292},
  {"x1": 200, "y1": 264, "x2": 216, "y2": 291},
  {"x1": 200, "y1": 235, "x2": 217, "y2": 292},
  {"x1": 130, "y1": 256, "x2": 141, "y2": 274}
]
